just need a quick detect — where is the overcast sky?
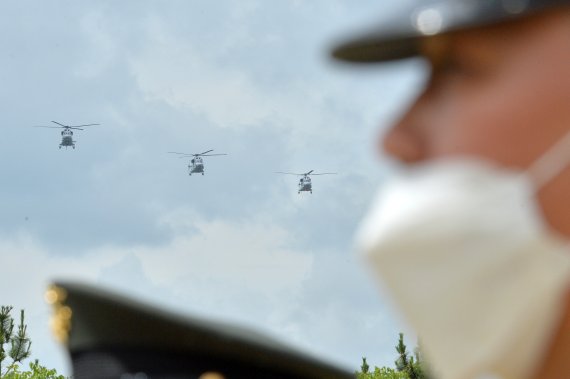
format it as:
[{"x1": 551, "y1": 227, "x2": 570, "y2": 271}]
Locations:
[{"x1": 0, "y1": 0, "x2": 428, "y2": 374}]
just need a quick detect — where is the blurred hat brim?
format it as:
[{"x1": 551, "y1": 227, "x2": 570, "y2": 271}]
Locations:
[
  {"x1": 48, "y1": 281, "x2": 353, "y2": 379},
  {"x1": 331, "y1": 0, "x2": 570, "y2": 63}
]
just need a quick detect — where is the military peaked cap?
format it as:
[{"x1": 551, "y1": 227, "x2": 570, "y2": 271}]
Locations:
[
  {"x1": 45, "y1": 282, "x2": 354, "y2": 379},
  {"x1": 331, "y1": 0, "x2": 570, "y2": 63}
]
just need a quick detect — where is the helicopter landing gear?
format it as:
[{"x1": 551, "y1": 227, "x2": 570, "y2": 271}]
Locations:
[
  {"x1": 202, "y1": 172, "x2": 204, "y2": 176},
  {"x1": 59, "y1": 146, "x2": 61, "y2": 149}
]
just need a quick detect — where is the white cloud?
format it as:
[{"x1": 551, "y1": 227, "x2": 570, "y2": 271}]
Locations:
[
  {"x1": 74, "y1": 9, "x2": 118, "y2": 78},
  {"x1": 128, "y1": 17, "x2": 274, "y2": 128},
  {"x1": 0, "y1": 231, "x2": 123, "y2": 300},
  {"x1": 127, "y1": 15, "x2": 370, "y2": 138},
  {"x1": 89, "y1": 212, "x2": 314, "y2": 297}
]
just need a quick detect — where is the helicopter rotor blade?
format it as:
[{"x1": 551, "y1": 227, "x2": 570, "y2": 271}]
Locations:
[
  {"x1": 305, "y1": 170, "x2": 314, "y2": 175},
  {"x1": 51, "y1": 121, "x2": 68, "y2": 127},
  {"x1": 167, "y1": 152, "x2": 195, "y2": 159},
  {"x1": 32, "y1": 125, "x2": 64, "y2": 129},
  {"x1": 69, "y1": 127, "x2": 84, "y2": 131},
  {"x1": 275, "y1": 172, "x2": 303, "y2": 176},
  {"x1": 169, "y1": 150, "x2": 225, "y2": 158},
  {"x1": 70, "y1": 123, "x2": 99, "y2": 128},
  {"x1": 310, "y1": 173, "x2": 338, "y2": 175}
]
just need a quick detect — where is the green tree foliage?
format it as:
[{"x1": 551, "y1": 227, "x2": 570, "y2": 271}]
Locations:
[
  {"x1": 0, "y1": 306, "x2": 65, "y2": 379},
  {"x1": 394, "y1": 333, "x2": 426, "y2": 379},
  {"x1": 356, "y1": 333, "x2": 430, "y2": 379},
  {"x1": 3, "y1": 360, "x2": 65, "y2": 379},
  {"x1": 356, "y1": 365, "x2": 407, "y2": 379},
  {"x1": 0, "y1": 307, "x2": 31, "y2": 377},
  {"x1": 361, "y1": 357, "x2": 370, "y2": 374}
]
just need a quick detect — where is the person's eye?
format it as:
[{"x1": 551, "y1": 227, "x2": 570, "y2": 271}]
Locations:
[
  {"x1": 441, "y1": 59, "x2": 467, "y2": 74},
  {"x1": 440, "y1": 57, "x2": 488, "y2": 79}
]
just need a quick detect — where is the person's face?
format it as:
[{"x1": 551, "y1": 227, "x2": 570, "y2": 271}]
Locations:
[{"x1": 382, "y1": 9, "x2": 570, "y2": 237}]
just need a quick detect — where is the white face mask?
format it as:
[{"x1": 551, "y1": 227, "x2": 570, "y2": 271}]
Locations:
[{"x1": 355, "y1": 134, "x2": 570, "y2": 379}]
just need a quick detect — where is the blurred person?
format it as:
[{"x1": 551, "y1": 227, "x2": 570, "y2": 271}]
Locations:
[{"x1": 332, "y1": 1, "x2": 570, "y2": 379}]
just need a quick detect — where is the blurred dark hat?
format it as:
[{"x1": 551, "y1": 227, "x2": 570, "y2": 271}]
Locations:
[
  {"x1": 45, "y1": 282, "x2": 354, "y2": 379},
  {"x1": 331, "y1": 0, "x2": 570, "y2": 63}
]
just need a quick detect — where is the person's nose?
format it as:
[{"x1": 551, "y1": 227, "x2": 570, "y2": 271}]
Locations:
[{"x1": 381, "y1": 96, "x2": 426, "y2": 164}]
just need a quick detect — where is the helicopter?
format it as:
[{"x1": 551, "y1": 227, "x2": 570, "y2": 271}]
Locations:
[
  {"x1": 33, "y1": 121, "x2": 99, "y2": 149},
  {"x1": 276, "y1": 170, "x2": 337, "y2": 194},
  {"x1": 168, "y1": 150, "x2": 227, "y2": 175}
]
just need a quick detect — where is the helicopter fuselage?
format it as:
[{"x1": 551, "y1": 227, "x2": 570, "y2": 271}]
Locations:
[
  {"x1": 60, "y1": 129, "x2": 75, "y2": 149},
  {"x1": 189, "y1": 164, "x2": 204, "y2": 174},
  {"x1": 188, "y1": 157, "x2": 205, "y2": 175},
  {"x1": 298, "y1": 176, "x2": 312, "y2": 194},
  {"x1": 277, "y1": 170, "x2": 335, "y2": 194},
  {"x1": 169, "y1": 150, "x2": 225, "y2": 176}
]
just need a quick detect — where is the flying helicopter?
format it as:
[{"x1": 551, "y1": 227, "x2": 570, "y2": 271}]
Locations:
[
  {"x1": 168, "y1": 150, "x2": 227, "y2": 175},
  {"x1": 276, "y1": 170, "x2": 337, "y2": 194},
  {"x1": 33, "y1": 121, "x2": 100, "y2": 149}
]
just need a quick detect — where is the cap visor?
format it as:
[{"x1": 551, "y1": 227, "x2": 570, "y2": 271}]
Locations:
[{"x1": 330, "y1": 0, "x2": 559, "y2": 63}]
